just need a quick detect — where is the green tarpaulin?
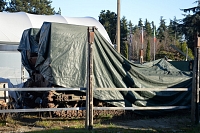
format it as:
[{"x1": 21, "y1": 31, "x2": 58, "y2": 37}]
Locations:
[{"x1": 18, "y1": 22, "x2": 193, "y2": 115}]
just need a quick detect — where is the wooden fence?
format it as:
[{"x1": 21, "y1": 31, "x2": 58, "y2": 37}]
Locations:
[{"x1": 0, "y1": 82, "x2": 192, "y2": 129}]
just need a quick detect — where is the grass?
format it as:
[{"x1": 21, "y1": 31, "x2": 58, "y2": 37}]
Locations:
[
  {"x1": 26, "y1": 121, "x2": 158, "y2": 133},
  {"x1": 0, "y1": 111, "x2": 200, "y2": 133}
]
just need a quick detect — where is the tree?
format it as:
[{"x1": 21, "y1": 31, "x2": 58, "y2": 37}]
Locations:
[
  {"x1": 132, "y1": 25, "x2": 139, "y2": 33},
  {"x1": 99, "y1": 10, "x2": 117, "y2": 44},
  {"x1": 55, "y1": 7, "x2": 61, "y2": 15},
  {"x1": 138, "y1": 18, "x2": 143, "y2": 29},
  {"x1": 120, "y1": 16, "x2": 128, "y2": 58},
  {"x1": 144, "y1": 19, "x2": 152, "y2": 38},
  {"x1": 0, "y1": 0, "x2": 6, "y2": 11},
  {"x1": 179, "y1": 1, "x2": 200, "y2": 51},
  {"x1": 181, "y1": 41, "x2": 194, "y2": 60},
  {"x1": 128, "y1": 20, "x2": 134, "y2": 34},
  {"x1": 132, "y1": 26, "x2": 140, "y2": 60},
  {"x1": 6, "y1": 0, "x2": 55, "y2": 15},
  {"x1": 168, "y1": 17, "x2": 182, "y2": 45},
  {"x1": 151, "y1": 21, "x2": 156, "y2": 33},
  {"x1": 168, "y1": 20, "x2": 175, "y2": 43},
  {"x1": 157, "y1": 16, "x2": 167, "y2": 42},
  {"x1": 146, "y1": 40, "x2": 151, "y2": 61},
  {"x1": 128, "y1": 20, "x2": 134, "y2": 60}
]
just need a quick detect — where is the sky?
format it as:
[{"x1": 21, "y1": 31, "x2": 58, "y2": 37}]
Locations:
[{"x1": 51, "y1": 0, "x2": 196, "y2": 27}]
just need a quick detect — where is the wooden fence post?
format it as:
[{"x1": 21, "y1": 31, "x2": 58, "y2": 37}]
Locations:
[
  {"x1": 191, "y1": 36, "x2": 200, "y2": 124},
  {"x1": 85, "y1": 27, "x2": 94, "y2": 130}
]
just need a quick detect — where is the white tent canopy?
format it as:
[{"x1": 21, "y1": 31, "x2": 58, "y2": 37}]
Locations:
[
  {"x1": 0, "y1": 12, "x2": 112, "y2": 85},
  {"x1": 0, "y1": 12, "x2": 112, "y2": 45}
]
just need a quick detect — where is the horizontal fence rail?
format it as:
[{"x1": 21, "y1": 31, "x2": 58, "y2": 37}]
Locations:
[
  {"x1": 0, "y1": 106, "x2": 190, "y2": 113},
  {"x1": 95, "y1": 88, "x2": 191, "y2": 91},
  {"x1": 0, "y1": 83, "x2": 191, "y2": 113},
  {"x1": 0, "y1": 107, "x2": 86, "y2": 113},
  {"x1": 93, "y1": 106, "x2": 190, "y2": 110},
  {"x1": 0, "y1": 87, "x2": 191, "y2": 91},
  {"x1": 0, "y1": 87, "x2": 86, "y2": 91}
]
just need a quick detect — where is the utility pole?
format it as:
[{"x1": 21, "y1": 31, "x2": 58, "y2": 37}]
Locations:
[
  {"x1": 139, "y1": 27, "x2": 144, "y2": 64},
  {"x1": 116, "y1": 0, "x2": 120, "y2": 53}
]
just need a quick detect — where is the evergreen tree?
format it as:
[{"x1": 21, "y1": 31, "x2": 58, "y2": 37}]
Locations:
[
  {"x1": 121, "y1": 41, "x2": 128, "y2": 59},
  {"x1": 0, "y1": 0, "x2": 6, "y2": 11},
  {"x1": 144, "y1": 19, "x2": 152, "y2": 38},
  {"x1": 168, "y1": 20, "x2": 175, "y2": 43},
  {"x1": 120, "y1": 16, "x2": 128, "y2": 58},
  {"x1": 55, "y1": 7, "x2": 61, "y2": 15},
  {"x1": 168, "y1": 17, "x2": 181, "y2": 45},
  {"x1": 128, "y1": 20, "x2": 134, "y2": 34},
  {"x1": 6, "y1": 0, "x2": 55, "y2": 15},
  {"x1": 121, "y1": 16, "x2": 128, "y2": 42},
  {"x1": 157, "y1": 16, "x2": 167, "y2": 42},
  {"x1": 179, "y1": 1, "x2": 200, "y2": 51},
  {"x1": 138, "y1": 18, "x2": 143, "y2": 29},
  {"x1": 151, "y1": 21, "x2": 155, "y2": 33},
  {"x1": 99, "y1": 10, "x2": 117, "y2": 44},
  {"x1": 133, "y1": 25, "x2": 139, "y2": 33},
  {"x1": 146, "y1": 40, "x2": 151, "y2": 61}
]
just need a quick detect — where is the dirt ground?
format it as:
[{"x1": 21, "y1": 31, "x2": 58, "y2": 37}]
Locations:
[
  {"x1": 0, "y1": 109, "x2": 194, "y2": 132},
  {"x1": 111, "y1": 114, "x2": 191, "y2": 132},
  {"x1": 101, "y1": 109, "x2": 192, "y2": 132}
]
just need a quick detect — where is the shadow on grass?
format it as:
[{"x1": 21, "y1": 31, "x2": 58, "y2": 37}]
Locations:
[
  {"x1": 25, "y1": 127, "x2": 156, "y2": 133},
  {"x1": 1, "y1": 110, "x2": 199, "y2": 133}
]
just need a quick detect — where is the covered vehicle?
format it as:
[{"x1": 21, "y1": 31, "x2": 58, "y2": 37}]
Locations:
[{"x1": 17, "y1": 21, "x2": 193, "y2": 116}]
